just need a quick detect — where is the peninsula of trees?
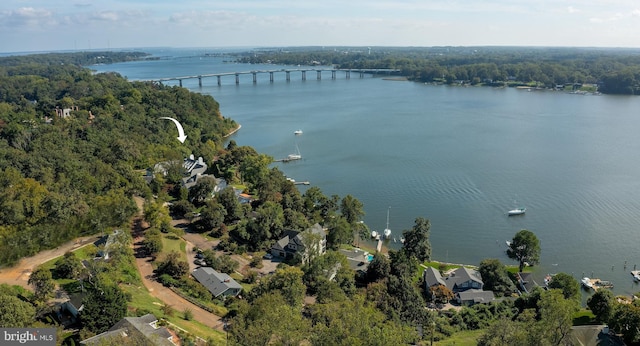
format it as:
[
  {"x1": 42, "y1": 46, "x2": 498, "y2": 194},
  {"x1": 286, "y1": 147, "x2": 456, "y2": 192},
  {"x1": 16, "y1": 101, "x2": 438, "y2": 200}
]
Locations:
[{"x1": 235, "y1": 46, "x2": 640, "y2": 94}]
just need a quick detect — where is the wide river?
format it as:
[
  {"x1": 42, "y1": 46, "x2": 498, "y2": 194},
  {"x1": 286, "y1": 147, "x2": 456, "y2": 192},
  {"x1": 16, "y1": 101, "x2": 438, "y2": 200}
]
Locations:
[{"x1": 93, "y1": 48, "x2": 640, "y2": 297}]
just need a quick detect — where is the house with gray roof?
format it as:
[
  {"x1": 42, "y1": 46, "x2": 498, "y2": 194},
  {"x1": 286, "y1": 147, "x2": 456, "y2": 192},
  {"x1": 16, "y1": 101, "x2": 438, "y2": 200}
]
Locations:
[
  {"x1": 80, "y1": 314, "x2": 175, "y2": 346},
  {"x1": 423, "y1": 266, "x2": 494, "y2": 306},
  {"x1": 270, "y1": 223, "x2": 326, "y2": 264},
  {"x1": 457, "y1": 289, "x2": 495, "y2": 306},
  {"x1": 444, "y1": 267, "x2": 484, "y2": 292},
  {"x1": 423, "y1": 267, "x2": 447, "y2": 289},
  {"x1": 338, "y1": 248, "x2": 371, "y2": 273},
  {"x1": 192, "y1": 267, "x2": 242, "y2": 298}
]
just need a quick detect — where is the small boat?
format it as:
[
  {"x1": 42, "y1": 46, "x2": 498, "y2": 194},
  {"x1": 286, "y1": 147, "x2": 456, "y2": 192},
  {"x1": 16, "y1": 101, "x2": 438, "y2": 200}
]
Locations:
[
  {"x1": 581, "y1": 277, "x2": 593, "y2": 289},
  {"x1": 508, "y1": 207, "x2": 526, "y2": 216},
  {"x1": 505, "y1": 240, "x2": 512, "y2": 247},
  {"x1": 371, "y1": 230, "x2": 378, "y2": 239},
  {"x1": 631, "y1": 271, "x2": 640, "y2": 282},
  {"x1": 294, "y1": 129, "x2": 303, "y2": 135}
]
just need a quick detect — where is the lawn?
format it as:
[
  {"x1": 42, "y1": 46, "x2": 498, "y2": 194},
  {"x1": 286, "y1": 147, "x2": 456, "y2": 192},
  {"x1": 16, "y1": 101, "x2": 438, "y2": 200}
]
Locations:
[
  {"x1": 434, "y1": 329, "x2": 486, "y2": 346},
  {"x1": 157, "y1": 234, "x2": 188, "y2": 262}
]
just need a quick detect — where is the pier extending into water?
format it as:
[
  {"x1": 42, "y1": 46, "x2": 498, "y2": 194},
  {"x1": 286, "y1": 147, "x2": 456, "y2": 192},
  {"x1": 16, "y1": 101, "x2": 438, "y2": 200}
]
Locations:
[{"x1": 146, "y1": 68, "x2": 401, "y2": 87}]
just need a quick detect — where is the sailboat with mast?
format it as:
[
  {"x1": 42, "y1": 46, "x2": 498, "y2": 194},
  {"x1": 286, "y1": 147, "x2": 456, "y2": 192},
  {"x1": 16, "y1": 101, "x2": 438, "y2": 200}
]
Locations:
[
  {"x1": 383, "y1": 207, "x2": 391, "y2": 239},
  {"x1": 287, "y1": 142, "x2": 301, "y2": 161}
]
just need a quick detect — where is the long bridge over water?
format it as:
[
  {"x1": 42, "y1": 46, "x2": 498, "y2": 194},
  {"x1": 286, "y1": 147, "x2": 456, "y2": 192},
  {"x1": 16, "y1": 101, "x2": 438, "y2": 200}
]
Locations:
[{"x1": 147, "y1": 68, "x2": 401, "y2": 87}]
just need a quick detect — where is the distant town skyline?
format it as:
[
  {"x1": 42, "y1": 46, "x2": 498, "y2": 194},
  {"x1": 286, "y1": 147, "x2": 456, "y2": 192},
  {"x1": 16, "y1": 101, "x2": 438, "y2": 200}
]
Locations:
[{"x1": 2, "y1": 0, "x2": 640, "y2": 53}]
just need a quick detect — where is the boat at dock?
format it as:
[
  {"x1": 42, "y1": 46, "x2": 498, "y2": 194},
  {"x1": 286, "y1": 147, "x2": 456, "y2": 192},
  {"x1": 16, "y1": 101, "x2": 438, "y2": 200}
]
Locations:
[
  {"x1": 581, "y1": 277, "x2": 614, "y2": 291},
  {"x1": 581, "y1": 277, "x2": 593, "y2": 289},
  {"x1": 294, "y1": 129, "x2": 303, "y2": 135},
  {"x1": 631, "y1": 270, "x2": 640, "y2": 282},
  {"x1": 383, "y1": 207, "x2": 391, "y2": 239}
]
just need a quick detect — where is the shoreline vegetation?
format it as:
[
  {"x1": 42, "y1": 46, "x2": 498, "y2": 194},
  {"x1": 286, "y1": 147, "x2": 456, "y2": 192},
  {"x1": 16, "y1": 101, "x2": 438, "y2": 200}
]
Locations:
[{"x1": 233, "y1": 46, "x2": 640, "y2": 95}]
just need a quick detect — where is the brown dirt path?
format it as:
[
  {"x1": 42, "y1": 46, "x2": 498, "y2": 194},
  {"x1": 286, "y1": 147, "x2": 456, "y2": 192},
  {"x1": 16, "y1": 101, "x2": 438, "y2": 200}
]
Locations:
[
  {"x1": 0, "y1": 235, "x2": 98, "y2": 290},
  {"x1": 132, "y1": 197, "x2": 225, "y2": 331},
  {"x1": 134, "y1": 252, "x2": 224, "y2": 330}
]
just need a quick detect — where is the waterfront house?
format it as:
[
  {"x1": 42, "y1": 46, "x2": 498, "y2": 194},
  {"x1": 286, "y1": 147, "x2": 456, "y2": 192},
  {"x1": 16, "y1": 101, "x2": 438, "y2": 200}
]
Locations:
[
  {"x1": 270, "y1": 223, "x2": 326, "y2": 264},
  {"x1": 444, "y1": 267, "x2": 484, "y2": 292},
  {"x1": 423, "y1": 266, "x2": 495, "y2": 306},
  {"x1": 192, "y1": 267, "x2": 242, "y2": 298}
]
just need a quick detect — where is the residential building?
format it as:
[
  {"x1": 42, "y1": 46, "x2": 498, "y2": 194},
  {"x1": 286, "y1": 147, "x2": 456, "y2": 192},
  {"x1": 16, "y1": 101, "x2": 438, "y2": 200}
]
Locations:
[
  {"x1": 192, "y1": 267, "x2": 242, "y2": 298},
  {"x1": 80, "y1": 314, "x2": 175, "y2": 346},
  {"x1": 270, "y1": 223, "x2": 326, "y2": 263},
  {"x1": 337, "y1": 248, "x2": 372, "y2": 273},
  {"x1": 423, "y1": 266, "x2": 494, "y2": 306}
]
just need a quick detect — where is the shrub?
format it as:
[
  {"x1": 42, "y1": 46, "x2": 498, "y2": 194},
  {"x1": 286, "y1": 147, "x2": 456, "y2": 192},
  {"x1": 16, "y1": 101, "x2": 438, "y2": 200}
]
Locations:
[{"x1": 183, "y1": 308, "x2": 193, "y2": 321}]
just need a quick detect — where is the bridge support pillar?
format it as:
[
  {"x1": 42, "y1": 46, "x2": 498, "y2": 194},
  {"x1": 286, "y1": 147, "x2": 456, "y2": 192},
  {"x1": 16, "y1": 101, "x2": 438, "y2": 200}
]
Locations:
[
  {"x1": 317, "y1": 71, "x2": 322, "y2": 80},
  {"x1": 332, "y1": 70, "x2": 336, "y2": 79},
  {"x1": 217, "y1": 76, "x2": 221, "y2": 86},
  {"x1": 198, "y1": 77, "x2": 202, "y2": 87},
  {"x1": 286, "y1": 71, "x2": 290, "y2": 82},
  {"x1": 302, "y1": 71, "x2": 306, "y2": 81},
  {"x1": 253, "y1": 72, "x2": 257, "y2": 84},
  {"x1": 360, "y1": 71, "x2": 364, "y2": 78},
  {"x1": 235, "y1": 74, "x2": 239, "y2": 84},
  {"x1": 270, "y1": 72, "x2": 274, "y2": 83},
  {"x1": 179, "y1": 79, "x2": 183, "y2": 87},
  {"x1": 346, "y1": 71, "x2": 350, "y2": 79}
]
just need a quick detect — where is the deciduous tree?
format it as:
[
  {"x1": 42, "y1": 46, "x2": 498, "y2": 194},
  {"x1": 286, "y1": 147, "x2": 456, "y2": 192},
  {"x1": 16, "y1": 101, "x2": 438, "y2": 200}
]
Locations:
[
  {"x1": 401, "y1": 217, "x2": 431, "y2": 262},
  {"x1": 80, "y1": 284, "x2": 128, "y2": 334},
  {"x1": 506, "y1": 229, "x2": 540, "y2": 272},
  {"x1": 547, "y1": 272, "x2": 579, "y2": 300},
  {"x1": 28, "y1": 267, "x2": 55, "y2": 302},
  {"x1": 0, "y1": 294, "x2": 36, "y2": 327}
]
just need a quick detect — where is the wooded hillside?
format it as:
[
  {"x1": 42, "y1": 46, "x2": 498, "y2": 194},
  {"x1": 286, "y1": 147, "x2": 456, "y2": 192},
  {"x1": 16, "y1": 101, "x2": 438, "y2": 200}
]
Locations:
[{"x1": 0, "y1": 52, "x2": 237, "y2": 265}]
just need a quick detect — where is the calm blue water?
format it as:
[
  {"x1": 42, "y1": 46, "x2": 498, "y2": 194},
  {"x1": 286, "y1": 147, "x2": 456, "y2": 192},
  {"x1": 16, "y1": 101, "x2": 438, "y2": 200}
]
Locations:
[{"x1": 93, "y1": 48, "x2": 640, "y2": 296}]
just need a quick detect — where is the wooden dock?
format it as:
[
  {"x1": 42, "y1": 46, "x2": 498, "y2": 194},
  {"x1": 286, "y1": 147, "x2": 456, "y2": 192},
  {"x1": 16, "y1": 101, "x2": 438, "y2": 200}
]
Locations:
[{"x1": 294, "y1": 181, "x2": 310, "y2": 185}]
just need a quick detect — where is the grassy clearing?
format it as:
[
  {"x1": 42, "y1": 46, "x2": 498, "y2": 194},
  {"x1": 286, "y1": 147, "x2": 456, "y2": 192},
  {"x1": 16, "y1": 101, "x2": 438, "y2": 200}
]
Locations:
[
  {"x1": 434, "y1": 329, "x2": 485, "y2": 346},
  {"x1": 157, "y1": 234, "x2": 188, "y2": 262},
  {"x1": 573, "y1": 309, "x2": 597, "y2": 325}
]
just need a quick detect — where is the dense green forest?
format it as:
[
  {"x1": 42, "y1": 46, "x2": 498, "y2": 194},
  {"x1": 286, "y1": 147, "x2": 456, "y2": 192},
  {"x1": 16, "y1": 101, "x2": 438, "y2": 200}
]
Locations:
[
  {"x1": 0, "y1": 51, "x2": 237, "y2": 265},
  {"x1": 236, "y1": 46, "x2": 640, "y2": 94}
]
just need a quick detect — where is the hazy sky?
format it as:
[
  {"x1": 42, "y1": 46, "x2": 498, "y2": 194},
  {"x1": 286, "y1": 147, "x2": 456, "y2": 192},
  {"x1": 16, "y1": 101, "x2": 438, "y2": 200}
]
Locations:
[{"x1": 2, "y1": 0, "x2": 640, "y2": 53}]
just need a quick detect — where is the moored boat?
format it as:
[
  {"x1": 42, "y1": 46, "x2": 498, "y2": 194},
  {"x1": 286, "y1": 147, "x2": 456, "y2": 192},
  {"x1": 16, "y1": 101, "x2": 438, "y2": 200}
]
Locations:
[
  {"x1": 581, "y1": 277, "x2": 593, "y2": 289},
  {"x1": 508, "y1": 207, "x2": 526, "y2": 216}
]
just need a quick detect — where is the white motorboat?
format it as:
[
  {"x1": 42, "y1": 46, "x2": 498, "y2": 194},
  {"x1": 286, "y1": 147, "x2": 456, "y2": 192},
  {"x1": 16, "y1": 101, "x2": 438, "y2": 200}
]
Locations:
[
  {"x1": 294, "y1": 129, "x2": 303, "y2": 135},
  {"x1": 581, "y1": 277, "x2": 593, "y2": 289}
]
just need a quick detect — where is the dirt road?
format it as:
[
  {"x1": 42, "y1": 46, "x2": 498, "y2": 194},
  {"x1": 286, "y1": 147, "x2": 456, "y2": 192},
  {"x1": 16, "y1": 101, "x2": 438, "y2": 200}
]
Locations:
[
  {"x1": 134, "y1": 248, "x2": 224, "y2": 331},
  {"x1": 0, "y1": 236, "x2": 98, "y2": 290}
]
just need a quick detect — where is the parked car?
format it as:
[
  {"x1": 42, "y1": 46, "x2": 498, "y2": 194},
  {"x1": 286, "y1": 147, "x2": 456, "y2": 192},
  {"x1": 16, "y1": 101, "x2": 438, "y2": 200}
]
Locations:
[
  {"x1": 195, "y1": 253, "x2": 204, "y2": 259},
  {"x1": 194, "y1": 259, "x2": 207, "y2": 266},
  {"x1": 263, "y1": 253, "x2": 273, "y2": 260}
]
